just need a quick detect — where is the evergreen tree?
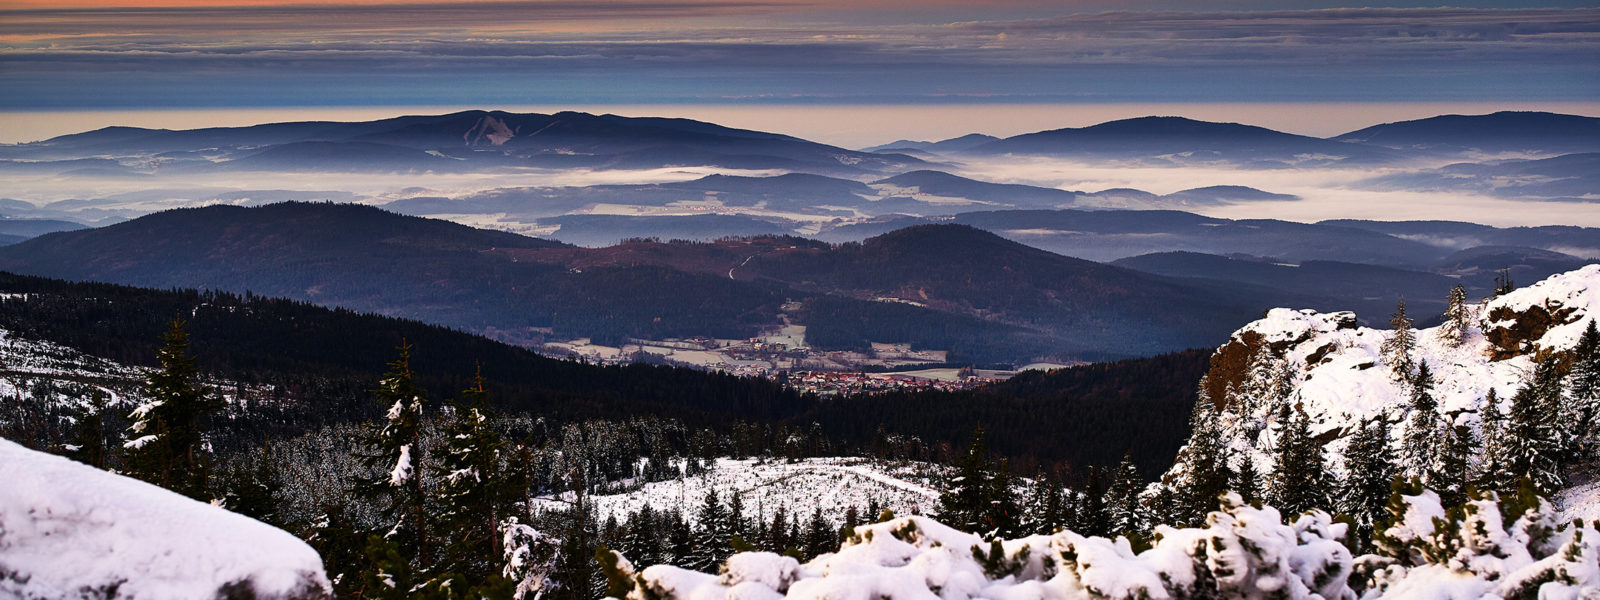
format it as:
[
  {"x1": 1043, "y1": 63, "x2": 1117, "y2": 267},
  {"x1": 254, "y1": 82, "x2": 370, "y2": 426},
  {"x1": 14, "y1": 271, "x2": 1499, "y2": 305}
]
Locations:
[
  {"x1": 1504, "y1": 357, "x2": 1568, "y2": 494},
  {"x1": 1438, "y1": 285, "x2": 1471, "y2": 347},
  {"x1": 666, "y1": 509, "x2": 694, "y2": 566},
  {"x1": 123, "y1": 318, "x2": 222, "y2": 500},
  {"x1": 1233, "y1": 454, "x2": 1261, "y2": 506},
  {"x1": 803, "y1": 507, "x2": 832, "y2": 559},
  {"x1": 1103, "y1": 453, "x2": 1144, "y2": 538},
  {"x1": 430, "y1": 368, "x2": 519, "y2": 595},
  {"x1": 1023, "y1": 472, "x2": 1066, "y2": 535},
  {"x1": 935, "y1": 427, "x2": 1021, "y2": 537},
  {"x1": 1070, "y1": 468, "x2": 1110, "y2": 538},
  {"x1": 1401, "y1": 361, "x2": 1441, "y2": 483},
  {"x1": 1381, "y1": 299, "x2": 1416, "y2": 381},
  {"x1": 1567, "y1": 321, "x2": 1600, "y2": 460},
  {"x1": 617, "y1": 508, "x2": 656, "y2": 569},
  {"x1": 1172, "y1": 397, "x2": 1233, "y2": 526},
  {"x1": 1270, "y1": 402, "x2": 1329, "y2": 516},
  {"x1": 65, "y1": 390, "x2": 111, "y2": 470},
  {"x1": 355, "y1": 342, "x2": 430, "y2": 577},
  {"x1": 1338, "y1": 417, "x2": 1394, "y2": 550},
  {"x1": 1432, "y1": 422, "x2": 1475, "y2": 507},
  {"x1": 218, "y1": 442, "x2": 282, "y2": 527},
  {"x1": 726, "y1": 491, "x2": 748, "y2": 546},
  {"x1": 1492, "y1": 268, "x2": 1515, "y2": 298},
  {"x1": 688, "y1": 489, "x2": 730, "y2": 571},
  {"x1": 1475, "y1": 388, "x2": 1517, "y2": 494}
]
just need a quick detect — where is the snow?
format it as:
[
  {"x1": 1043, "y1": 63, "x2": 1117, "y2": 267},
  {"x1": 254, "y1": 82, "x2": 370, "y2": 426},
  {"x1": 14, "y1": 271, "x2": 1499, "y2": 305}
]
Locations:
[
  {"x1": 389, "y1": 443, "x2": 414, "y2": 486},
  {"x1": 1486, "y1": 263, "x2": 1600, "y2": 352},
  {"x1": 621, "y1": 495, "x2": 1371, "y2": 600},
  {"x1": 616, "y1": 493, "x2": 1600, "y2": 599},
  {"x1": 1180, "y1": 266, "x2": 1600, "y2": 497},
  {"x1": 0, "y1": 437, "x2": 329, "y2": 599},
  {"x1": 535, "y1": 457, "x2": 943, "y2": 526}
]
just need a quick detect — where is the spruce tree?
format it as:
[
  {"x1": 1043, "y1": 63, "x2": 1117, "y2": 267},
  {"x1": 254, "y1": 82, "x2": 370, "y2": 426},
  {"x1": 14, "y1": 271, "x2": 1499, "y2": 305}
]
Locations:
[
  {"x1": 1476, "y1": 388, "x2": 1517, "y2": 494},
  {"x1": 430, "y1": 369, "x2": 518, "y2": 595},
  {"x1": 1023, "y1": 472, "x2": 1066, "y2": 535},
  {"x1": 1338, "y1": 417, "x2": 1394, "y2": 550},
  {"x1": 1504, "y1": 357, "x2": 1568, "y2": 494},
  {"x1": 1103, "y1": 453, "x2": 1144, "y2": 538},
  {"x1": 1233, "y1": 454, "x2": 1261, "y2": 506},
  {"x1": 1271, "y1": 402, "x2": 1329, "y2": 516},
  {"x1": 1401, "y1": 361, "x2": 1441, "y2": 483},
  {"x1": 356, "y1": 342, "x2": 430, "y2": 579},
  {"x1": 936, "y1": 427, "x2": 1020, "y2": 537},
  {"x1": 1173, "y1": 397, "x2": 1233, "y2": 526},
  {"x1": 1381, "y1": 299, "x2": 1416, "y2": 381},
  {"x1": 1071, "y1": 468, "x2": 1110, "y2": 538},
  {"x1": 803, "y1": 508, "x2": 832, "y2": 559},
  {"x1": 1567, "y1": 321, "x2": 1600, "y2": 460},
  {"x1": 1432, "y1": 422, "x2": 1475, "y2": 507},
  {"x1": 688, "y1": 489, "x2": 729, "y2": 571},
  {"x1": 1438, "y1": 285, "x2": 1470, "y2": 347},
  {"x1": 66, "y1": 390, "x2": 112, "y2": 470},
  {"x1": 123, "y1": 318, "x2": 222, "y2": 500}
]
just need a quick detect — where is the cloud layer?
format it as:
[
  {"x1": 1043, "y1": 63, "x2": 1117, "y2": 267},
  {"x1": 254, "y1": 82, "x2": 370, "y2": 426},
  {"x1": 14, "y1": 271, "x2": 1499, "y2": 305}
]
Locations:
[{"x1": 0, "y1": 4, "x2": 1595, "y2": 108}]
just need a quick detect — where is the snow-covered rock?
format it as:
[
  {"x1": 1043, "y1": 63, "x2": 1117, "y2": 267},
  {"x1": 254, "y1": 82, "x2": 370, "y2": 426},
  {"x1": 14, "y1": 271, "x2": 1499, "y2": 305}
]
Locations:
[
  {"x1": 1177, "y1": 265, "x2": 1600, "y2": 519},
  {"x1": 0, "y1": 438, "x2": 330, "y2": 600}
]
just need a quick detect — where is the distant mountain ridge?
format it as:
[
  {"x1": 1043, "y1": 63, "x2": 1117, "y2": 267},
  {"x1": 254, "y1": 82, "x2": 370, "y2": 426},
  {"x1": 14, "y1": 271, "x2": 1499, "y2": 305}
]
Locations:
[
  {"x1": 1332, "y1": 111, "x2": 1600, "y2": 155},
  {"x1": 2, "y1": 110, "x2": 923, "y2": 175}
]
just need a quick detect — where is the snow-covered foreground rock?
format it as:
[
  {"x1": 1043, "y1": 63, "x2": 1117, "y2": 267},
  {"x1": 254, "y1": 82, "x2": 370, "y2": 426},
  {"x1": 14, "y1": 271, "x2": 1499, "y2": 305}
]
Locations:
[
  {"x1": 609, "y1": 492, "x2": 1600, "y2": 600},
  {"x1": 535, "y1": 457, "x2": 944, "y2": 526},
  {"x1": 0, "y1": 438, "x2": 330, "y2": 600}
]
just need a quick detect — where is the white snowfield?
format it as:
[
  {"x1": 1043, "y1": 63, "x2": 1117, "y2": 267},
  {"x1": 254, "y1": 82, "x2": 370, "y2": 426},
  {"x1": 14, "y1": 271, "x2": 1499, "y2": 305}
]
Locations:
[
  {"x1": 1191, "y1": 264, "x2": 1600, "y2": 520},
  {"x1": 617, "y1": 493, "x2": 1600, "y2": 600},
  {"x1": 535, "y1": 457, "x2": 942, "y2": 525},
  {"x1": 0, "y1": 438, "x2": 330, "y2": 600}
]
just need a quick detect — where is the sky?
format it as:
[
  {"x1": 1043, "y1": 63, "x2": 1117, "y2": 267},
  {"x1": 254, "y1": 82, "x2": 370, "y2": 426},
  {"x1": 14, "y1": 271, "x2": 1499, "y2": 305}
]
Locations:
[{"x1": 0, "y1": 1, "x2": 1595, "y2": 114}]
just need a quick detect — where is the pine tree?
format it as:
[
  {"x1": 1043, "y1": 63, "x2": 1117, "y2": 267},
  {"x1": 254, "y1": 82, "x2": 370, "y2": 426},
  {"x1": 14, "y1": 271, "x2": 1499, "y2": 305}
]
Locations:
[
  {"x1": 1401, "y1": 361, "x2": 1441, "y2": 483},
  {"x1": 1103, "y1": 453, "x2": 1144, "y2": 538},
  {"x1": 123, "y1": 318, "x2": 222, "y2": 500},
  {"x1": 355, "y1": 342, "x2": 430, "y2": 576},
  {"x1": 1504, "y1": 357, "x2": 1568, "y2": 494},
  {"x1": 1475, "y1": 388, "x2": 1517, "y2": 494},
  {"x1": 1438, "y1": 285, "x2": 1470, "y2": 347},
  {"x1": 1071, "y1": 468, "x2": 1110, "y2": 538},
  {"x1": 1567, "y1": 321, "x2": 1600, "y2": 460},
  {"x1": 687, "y1": 489, "x2": 729, "y2": 571},
  {"x1": 1338, "y1": 416, "x2": 1394, "y2": 550},
  {"x1": 430, "y1": 368, "x2": 519, "y2": 595},
  {"x1": 1023, "y1": 472, "x2": 1066, "y2": 535},
  {"x1": 1172, "y1": 397, "x2": 1233, "y2": 526},
  {"x1": 65, "y1": 390, "x2": 111, "y2": 470},
  {"x1": 1432, "y1": 422, "x2": 1475, "y2": 507},
  {"x1": 1381, "y1": 299, "x2": 1416, "y2": 381},
  {"x1": 1271, "y1": 402, "x2": 1329, "y2": 516},
  {"x1": 726, "y1": 491, "x2": 748, "y2": 546},
  {"x1": 935, "y1": 427, "x2": 1020, "y2": 537},
  {"x1": 1233, "y1": 454, "x2": 1261, "y2": 506},
  {"x1": 803, "y1": 507, "x2": 832, "y2": 559},
  {"x1": 1492, "y1": 268, "x2": 1515, "y2": 298}
]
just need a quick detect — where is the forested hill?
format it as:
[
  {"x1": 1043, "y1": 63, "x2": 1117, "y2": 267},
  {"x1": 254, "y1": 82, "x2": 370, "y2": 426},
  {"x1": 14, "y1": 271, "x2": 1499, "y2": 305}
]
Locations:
[
  {"x1": 0, "y1": 271, "x2": 807, "y2": 427},
  {"x1": 0, "y1": 269, "x2": 1208, "y2": 473},
  {"x1": 800, "y1": 349, "x2": 1212, "y2": 479}
]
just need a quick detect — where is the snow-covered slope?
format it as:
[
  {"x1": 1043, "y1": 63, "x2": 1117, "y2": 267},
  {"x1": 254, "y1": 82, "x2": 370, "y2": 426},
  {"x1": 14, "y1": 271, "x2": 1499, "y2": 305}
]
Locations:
[
  {"x1": 535, "y1": 457, "x2": 944, "y2": 526},
  {"x1": 1173, "y1": 264, "x2": 1600, "y2": 518},
  {"x1": 0, "y1": 438, "x2": 330, "y2": 600}
]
